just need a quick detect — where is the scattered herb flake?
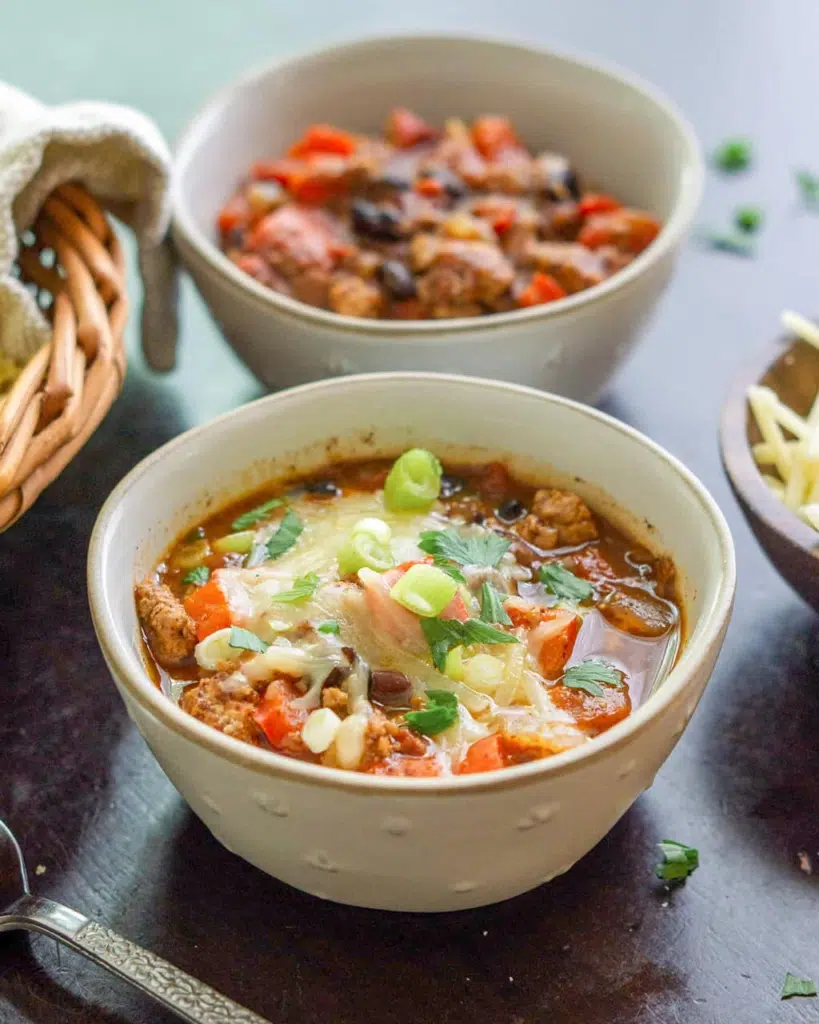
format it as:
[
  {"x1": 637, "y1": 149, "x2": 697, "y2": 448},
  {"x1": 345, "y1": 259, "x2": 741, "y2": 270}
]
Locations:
[
  {"x1": 317, "y1": 620, "x2": 341, "y2": 635},
  {"x1": 182, "y1": 566, "x2": 210, "y2": 587},
  {"x1": 420, "y1": 617, "x2": 518, "y2": 672},
  {"x1": 271, "y1": 572, "x2": 320, "y2": 604},
  {"x1": 562, "y1": 659, "x2": 624, "y2": 698},
  {"x1": 734, "y1": 205, "x2": 763, "y2": 233},
  {"x1": 264, "y1": 508, "x2": 304, "y2": 560},
  {"x1": 655, "y1": 839, "x2": 699, "y2": 883},
  {"x1": 231, "y1": 497, "x2": 285, "y2": 532},
  {"x1": 432, "y1": 557, "x2": 467, "y2": 584},
  {"x1": 796, "y1": 169, "x2": 819, "y2": 208},
  {"x1": 228, "y1": 626, "x2": 268, "y2": 653},
  {"x1": 479, "y1": 581, "x2": 512, "y2": 624},
  {"x1": 404, "y1": 689, "x2": 459, "y2": 736},
  {"x1": 712, "y1": 137, "x2": 752, "y2": 172},
  {"x1": 540, "y1": 562, "x2": 594, "y2": 602},
  {"x1": 699, "y1": 227, "x2": 756, "y2": 257},
  {"x1": 781, "y1": 973, "x2": 817, "y2": 1000},
  {"x1": 418, "y1": 527, "x2": 511, "y2": 569}
]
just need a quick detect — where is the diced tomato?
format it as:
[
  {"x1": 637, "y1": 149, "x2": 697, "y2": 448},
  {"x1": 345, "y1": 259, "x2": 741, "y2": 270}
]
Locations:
[
  {"x1": 371, "y1": 756, "x2": 442, "y2": 777},
  {"x1": 456, "y1": 734, "x2": 506, "y2": 775},
  {"x1": 217, "y1": 195, "x2": 250, "y2": 235},
  {"x1": 491, "y1": 207, "x2": 517, "y2": 235},
  {"x1": 471, "y1": 116, "x2": 520, "y2": 160},
  {"x1": 471, "y1": 197, "x2": 518, "y2": 235},
  {"x1": 288, "y1": 124, "x2": 357, "y2": 159},
  {"x1": 385, "y1": 107, "x2": 438, "y2": 148},
  {"x1": 183, "y1": 579, "x2": 232, "y2": 641},
  {"x1": 578, "y1": 193, "x2": 622, "y2": 218},
  {"x1": 414, "y1": 175, "x2": 445, "y2": 198},
  {"x1": 550, "y1": 679, "x2": 631, "y2": 734},
  {"x1": 518, "y1": 271, "x2": 567, "y2": 308},
  {"x1": 249, "y1": 158, "x2": 303, "y2": 185},
  {"x1": 253, "y1": 679, "x2": 308, "y2": 749},
  {"x1": 289, "y1": 171, "x2": 343, "y2": 205},
  {"x1": 578, "y1": 210, "x2": 661, "y2": 254}
]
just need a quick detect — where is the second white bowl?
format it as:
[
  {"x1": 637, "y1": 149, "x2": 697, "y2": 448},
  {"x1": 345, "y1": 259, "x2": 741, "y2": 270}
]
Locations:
[{"x1": 172, "y1": 34, "x2": 703, "y2": 401}]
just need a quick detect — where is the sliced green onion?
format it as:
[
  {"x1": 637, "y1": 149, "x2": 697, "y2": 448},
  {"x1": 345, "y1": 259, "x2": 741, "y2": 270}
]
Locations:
[
  {"x1": 389, "y1": 563, "x2": 458, "y2": 617},
  {"x1": 317, "y1": 620, "x2": 341, "y2": 635},
  {"x1": 213, "y1": 530, "x2": 256, "y2": 555},
  {"x1": 734, "y1": 205, "x2": 763, "y2": 233},
  {"x1": 383, "y1": 448, "x2": 442, "y2": 511},
  {"x1": 444, "y1": 645, "x2": 465, "y2": 680},
  {"x1": 338, "y1": 518, "x2": 394, "y2": 575}
]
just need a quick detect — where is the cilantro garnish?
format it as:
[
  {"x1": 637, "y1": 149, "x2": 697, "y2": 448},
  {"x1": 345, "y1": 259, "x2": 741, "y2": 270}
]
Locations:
[
  {"x1": 418, "y1": 528, "x2": 510, "y2": 568},
  {"x1": 228, "y1": 627, "x2": 268, "y2": 653},
  {"x1": 182, "y1": 566, "x2": 210, "y2": 587},
  {"x1": 247, "y1": 508, "x2": 304, "y2": 566},
  {"x1": 479, "y1": 582, "x2": 512, "y2": 625},
  {"x1": 432, "y1": 557, "x2": 467, "y2": 584},
  {"x1": 699, "y1": 227, "x2": 755, "y2": 257},
  {"x1": 404, "y1": 689, "x2": 459, "y2": 736},
  {"x1": 781, "y1": 973, "x2": 817, "y2": 1000},
  {"x1": 655, "y1": 840, "x2": 699, "y2": 883},
  {"x1": 317, "y1": 620, "x2": 340, "y2": 635},
  {"x1": 539, "y1": 562, "x2": 594, "y2": 602},
  {"x1": 734, "y1": 205, "x2": 763, "y2": 233},
  {"x1": 271, "y1": 572, "x2": 320, "y2": 604},
  {"x1": 420, "y1": 617, "x2": 518, "y2": 672},
  {"x1": 712, "y1": 137, "x2": 752, "y2": 172},
  {"x1": 561, "y1": 659, "x2": 624, "y2": 698},
  {"x1": 796, "y1": 170, "x2": 819, "y2": 208},
  {"x1": 231, "y1": 497, "x2": 285, "y2": 532}
]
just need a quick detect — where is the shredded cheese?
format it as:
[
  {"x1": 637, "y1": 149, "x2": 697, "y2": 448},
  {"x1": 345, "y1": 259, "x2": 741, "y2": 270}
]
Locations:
[{"x1": 747, "y1": 311, "x2": 819, "y2": 526}]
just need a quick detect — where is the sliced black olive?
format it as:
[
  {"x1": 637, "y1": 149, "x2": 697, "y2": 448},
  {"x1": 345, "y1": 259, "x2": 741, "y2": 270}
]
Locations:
[
  {"x1": 305, "y1": 479, "x2": 340, "y2": 497},
  {"x1": 440, "y1": 474, "x2": 465, "y2": 499},
  {"x1": 379, "y1": 260, "x2": 417, "y2": 300},
  {"x1": 497, "y1": 498, "x2": 526, "y2": 523},
  {"x1": 369, "y1": 669, "x2": 414, "y2": 708}
]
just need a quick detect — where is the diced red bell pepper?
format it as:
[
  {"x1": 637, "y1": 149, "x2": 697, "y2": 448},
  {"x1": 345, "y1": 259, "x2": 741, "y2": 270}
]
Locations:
[
  {"x1": 249, "y1": 158, "x2": 303, "y2": 185},
  {"x1": 414, "y1": 175, "x2": 445, "y2": 198},
  {"x1": 471, "y1": 116, "x2": 521, "y2": 160},
  {"x1": 456, "y1": 734, "x2": 506, "y2": 775},
  {"x1": 288, "y1": 124, "x2": 357, "y2": 159},
  {"x1": 183, "y1": 578, "x2": 232, "y2": 641},
  {"x1": 385, "y1": 107, "x2": 438, "y2": 148},
  {"x1": 217, "y1": 195, "x2": 250, "y2": 235},
  {"x1": 518, "y1": 271, "x2": 567, "y2": 308},
  {"x1": 578, "y1": 193, "x2": 622, "y2": 218}
]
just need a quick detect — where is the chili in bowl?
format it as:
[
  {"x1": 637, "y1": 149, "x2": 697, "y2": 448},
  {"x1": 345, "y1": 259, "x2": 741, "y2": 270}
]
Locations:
[{"x1": 88, "y1": 373, "x2": 734, "y2": 911}]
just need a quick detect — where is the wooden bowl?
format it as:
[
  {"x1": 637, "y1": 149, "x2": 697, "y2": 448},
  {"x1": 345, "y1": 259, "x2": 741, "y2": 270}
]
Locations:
[
  {"x1": 720, "y1": 330, "x2": 819, "y2": 610},
  {"x1": 0, "y1": 184, "x2": 127, "y2": 530}
]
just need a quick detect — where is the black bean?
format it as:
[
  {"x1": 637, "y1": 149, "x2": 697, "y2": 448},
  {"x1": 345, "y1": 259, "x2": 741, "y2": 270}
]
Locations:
[
  {"x1": 369, "y1": 670, "x2": 414, "y2": 708},
  {"x1": 497, "y1": 498, "x2": 526, "y2": 523},
  {"x1": 440, "y1": 474, "x2": 465, "y2": 498},
  {"x1": 224, "y1": 227, "x2": 246, "y2": 249},
  {"x1": 305, "y1": 479, "x2": 340, "y2": 497},
  {"x1": 352, "y1": 199, "x2": 381, "y2": 235},
  {"x1": 375, "y1": 208, "x2": 404, "y2": 240},
  {"x1": 352, "y1": 199, "x2": 404, "y2": 241},
  {"x1": 379, "y1": 260, "x2": 417, "y2": 300}
]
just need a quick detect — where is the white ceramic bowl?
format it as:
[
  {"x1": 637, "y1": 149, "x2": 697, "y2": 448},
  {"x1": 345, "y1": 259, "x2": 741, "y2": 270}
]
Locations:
[
  {"x1": 88, "y1": 374, "x2": 734, "y2": 912},
  {"x1": 172, "y1": 34, "x2": 703, "y2": 402}
]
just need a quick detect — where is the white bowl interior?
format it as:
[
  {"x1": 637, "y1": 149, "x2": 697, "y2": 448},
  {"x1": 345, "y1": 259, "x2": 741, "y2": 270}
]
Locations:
[
  {"x1": 176, "y1": 35, "x2": 698, "y2": 254},
  {"x1": 93, "y1": 374, "x2": 732, "y2": 757}
]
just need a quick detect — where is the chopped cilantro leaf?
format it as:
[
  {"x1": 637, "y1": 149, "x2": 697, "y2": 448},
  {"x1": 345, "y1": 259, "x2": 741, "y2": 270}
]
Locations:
[
  {"x1": 734, "y1": 205, "x2": 763, "y2": 233},
  {"x1": 655, "y1": 839, "x2": 699, "y2": 883},
  {"x1": 231, "y1": 498, "x2": 285, "y2": 532},
  {"x1": 264, "y1": 508, "x2": 304, "y2": 560},
  {"x1": 562, "y1": 659, "x2": 624, "y2": 698},
  {"x1": 781, "y1": 973, "x2": 817, "y2": 1000},
  {"x1": 404, "y1": 689, "x2": 459, "y2": 736},
  {"x1": 539, "y1": 562, "x2": 594, "y2": 602},
  {"x1": 271, "y1": 572, "x2": 320, "y2": 604},
  {"x1": 418, "y1": 527, "x2": 510, "y2": 568},
  {"x1": 317, "y1": 620, "x2": 340, "y2": 635},
  {"x1": 796, "y1": 170, "x2": 819, "y2": 208},
  {"x1": 228, "y1": 627, "x2": 268, "y2": 653},
  {"x1": 432, "y1": 557, "x2": 467, "y2": 584},
  {"x1": 479, "y1": 581, "x2": 512, "y2": 624},
  {"x1": 712, "y1": 137, "x2": 752, "y2": 172},
  {"x1": 182, "y1": 566, "x2": 210, "y2": 587},
  {"x1": 420, "y1": 617, "x2": 518, "y2": 672}
]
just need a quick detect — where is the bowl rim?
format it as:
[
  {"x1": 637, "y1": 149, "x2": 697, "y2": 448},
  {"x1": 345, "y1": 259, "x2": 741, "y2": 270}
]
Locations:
[
  {"x1": 171, "y1": 30, "x2": 704, "y2": 340},
  {"x1": 88, "y1": 372, "x2": 736, "y2": 795},
  {"x1": 719, "y1": 331, "x2": 819, "y2": 554}
]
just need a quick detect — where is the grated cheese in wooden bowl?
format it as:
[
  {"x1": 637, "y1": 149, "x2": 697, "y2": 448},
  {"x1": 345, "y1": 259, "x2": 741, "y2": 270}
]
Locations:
[{"x1": 748, "y1": 310, "x2": 819, "y2": 530}]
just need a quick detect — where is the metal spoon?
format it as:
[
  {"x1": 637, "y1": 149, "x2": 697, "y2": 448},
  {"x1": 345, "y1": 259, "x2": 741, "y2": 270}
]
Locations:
[{"x1": 0, "y1": 818, "x2": 268, "y2": 1023}]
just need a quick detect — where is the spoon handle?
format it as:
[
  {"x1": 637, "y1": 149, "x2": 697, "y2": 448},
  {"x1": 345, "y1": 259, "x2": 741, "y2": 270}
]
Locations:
[{"x1": 7, "y1": 894, "x2": 268, "y2": 1023}]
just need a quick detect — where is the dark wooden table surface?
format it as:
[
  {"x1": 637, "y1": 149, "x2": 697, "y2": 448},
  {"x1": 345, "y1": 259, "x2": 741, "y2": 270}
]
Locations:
[{"x1": 2, "y1": 1, "x2": 819, "y2": 1021}]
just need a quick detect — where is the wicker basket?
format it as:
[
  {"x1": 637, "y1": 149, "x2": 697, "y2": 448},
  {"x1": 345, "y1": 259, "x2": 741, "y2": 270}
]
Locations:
[{"x1": 0, "y1": 184, "x2": 127, "y2": 530}]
